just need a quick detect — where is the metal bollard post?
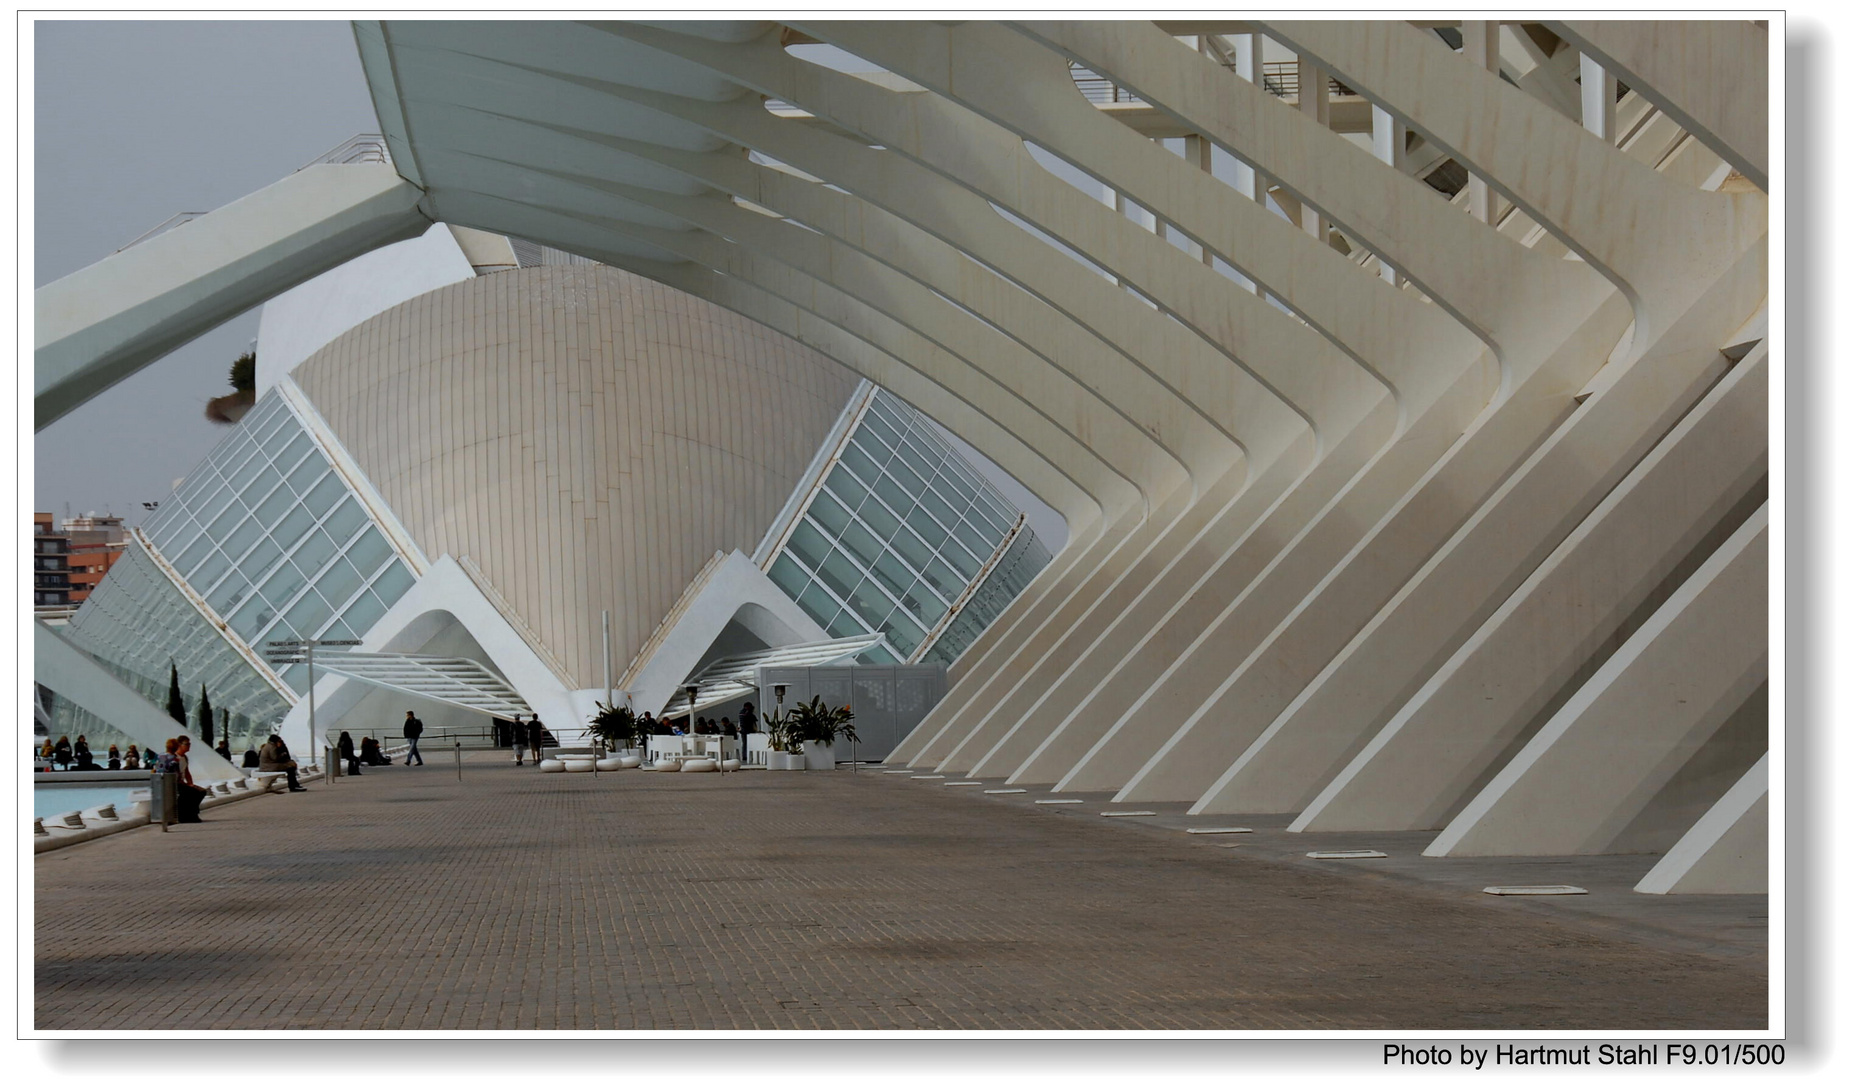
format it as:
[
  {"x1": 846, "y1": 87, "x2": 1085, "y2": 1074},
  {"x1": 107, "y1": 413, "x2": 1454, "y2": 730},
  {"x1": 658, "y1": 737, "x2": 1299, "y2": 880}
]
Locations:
[
  {"x1": 152, "y1": 772, "x2": 179, "y2": 832},
  {"x1": 455, "y1": 739, "x2": 462, "y2": 781}
]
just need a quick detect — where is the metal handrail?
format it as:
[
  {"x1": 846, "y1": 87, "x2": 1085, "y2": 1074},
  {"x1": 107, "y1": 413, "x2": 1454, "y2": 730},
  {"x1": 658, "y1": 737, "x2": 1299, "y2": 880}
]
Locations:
[
  {"x1": 296, "y1": 133, "x2": 392, "y2": 171},
  {"x1": 114, "y1": 135, "x2": 393, "y2": 255},
  {"x1": 114, "y1": 212, "x2": 209, "y2": 254},
  {"x1": 1258, "y1": 62, "x2": 1358, "y2": 100}
]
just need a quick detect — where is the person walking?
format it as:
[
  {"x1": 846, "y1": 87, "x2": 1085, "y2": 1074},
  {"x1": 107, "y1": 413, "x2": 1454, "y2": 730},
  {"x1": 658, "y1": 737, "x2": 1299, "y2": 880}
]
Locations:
[
  {"x1": 526, "y1": 715, "x2": 545, "y2": 765},
  {"x1": 511, "y1": 717, "x2": 528, "y2": 766},
  {"x1": 402, "y1": 710, "x2": 425, "y2": 766}
]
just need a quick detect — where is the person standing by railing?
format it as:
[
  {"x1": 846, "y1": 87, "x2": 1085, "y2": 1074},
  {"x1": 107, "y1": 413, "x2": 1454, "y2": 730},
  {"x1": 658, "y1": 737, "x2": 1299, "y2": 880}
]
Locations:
[{"x1": 403, "y1": 710, "x2": 425, "y2": 766}]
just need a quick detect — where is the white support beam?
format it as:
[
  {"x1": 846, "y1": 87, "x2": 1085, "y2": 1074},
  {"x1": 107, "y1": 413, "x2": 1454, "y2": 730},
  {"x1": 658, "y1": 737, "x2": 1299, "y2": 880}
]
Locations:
[
  {"x1": 1581, "y1": 52, "x2": 1619, "y2": 145},
  {"x1": 1423, "y1": 504, "x2": 1768, "y2": 857},
  {"x1": 1637, "y1": 755, "x2": 1768, "y2": 895},
  {"x1": 35, "y1": 163, "x2": 428, "y2": 430},
  {"x1": 34, "y1": 623, "x2": 248, "y2": 783}
]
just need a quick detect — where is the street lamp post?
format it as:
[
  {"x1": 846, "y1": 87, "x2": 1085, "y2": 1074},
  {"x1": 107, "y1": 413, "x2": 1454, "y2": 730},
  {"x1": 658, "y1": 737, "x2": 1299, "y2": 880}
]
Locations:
[{"x1": 771, "y1": 683, "x2": 788, "y2": 764}]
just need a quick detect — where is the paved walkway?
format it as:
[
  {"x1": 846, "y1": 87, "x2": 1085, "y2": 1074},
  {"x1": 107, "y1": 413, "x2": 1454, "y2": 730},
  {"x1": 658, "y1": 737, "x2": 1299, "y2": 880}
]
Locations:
[{"x1": 34, "y1": 755, "x2": 1766, "y2": 1030}]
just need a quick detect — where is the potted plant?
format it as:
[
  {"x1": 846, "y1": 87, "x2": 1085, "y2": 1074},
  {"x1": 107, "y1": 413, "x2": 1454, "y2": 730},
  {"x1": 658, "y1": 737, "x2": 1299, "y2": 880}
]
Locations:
[
  {"x1": 587, "y1": 701, "x2": 636, "y2": 751},
  {"x1": 765, "y1": 710, "x2": 803, "y2": 770},
  {"x1": 788, "y1": 696, "x2": 856, "y2": 772}
]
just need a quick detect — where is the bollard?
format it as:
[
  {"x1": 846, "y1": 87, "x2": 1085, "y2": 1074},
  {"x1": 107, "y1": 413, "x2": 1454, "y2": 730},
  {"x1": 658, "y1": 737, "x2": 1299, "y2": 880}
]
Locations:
[
  {"x1": 455, "y1": 739, "x2": 462, "y2": 781},
  {"x1": 150, "y1": 772, "x2": 179, "y2": 832}
]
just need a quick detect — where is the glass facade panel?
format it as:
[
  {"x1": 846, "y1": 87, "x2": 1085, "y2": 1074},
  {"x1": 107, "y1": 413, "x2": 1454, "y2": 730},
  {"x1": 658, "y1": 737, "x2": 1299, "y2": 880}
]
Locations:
[
  {"x1": 901, "y1": 580, "x2": 948, "y2": 626},
  {"x1": 769, "y1": 553, "x2": 811, "y2": 598},
  {"x1": 55, "y1": 543, "x2": 289, "y2": 745},
  {"x1": 840, "y1": 441, "x2": 882, "y2": 485},
  {"x1": 848, "y1": 576, "x2": 894, "y2": 627},
  {"x1": 292, "y1": 530, "x2": 338, "y2": 579},
  {"x1": 324, "y1": 499, "x2": 367, "y2": 544},
  {"x1": 858, "y1": 496, "x2": 900, "y2": 543},
  {"x1": 794, "y1": 582, "x2": 838, "y2": 628},
  {"x1": 823, "y1": 467, "x2": 867, "y2": 512},
  {"x1": 871, "y1": 551, "x2": 914, "y2": 601},
  {"x1": 787, "y1": 519, "x2": 831, "y2": 570},
  {"x1": 940, "y1": 537, "x2": 981, "y2": 578},
  {"x1": 315, "y1": 557, "x2": 364, "y2": 608},
  {"x1": 825, "y1": 609, "x2": 867, "y2": 638},
  {"x1": 808, "y1": 490, "x2": 853, "y2": 538},
  {"x1": 303, "y1": 472, "x2": 345, "y2": 517},
  {"x1": 127, "y1": 388, "x2": 418, "y2": 684},
  {"x1": 906, "y1": 506, "x2": 946, "y2": 548},
  {"x1": 271, "y1": 505, "x2": 316, "y2": 551},
  {"x1": 346, "y1": 529, "x2": 393, "y2": 577},
  {"x1": 816, "y1": 549, "x2": 862, "y2": 599},
  {"x1": 879, "y1": 610, "x2": 924, "y2": 655},
  {"x1": 340, "y1": 590, "x2": 386, "y2": 634},
  {"x1": 259, "y1": 561, "x2": 307, "y2": 606},
  {"x1": 953, "y1": 519, "x2": 992, "y2": 563},
  {"x1": 283, "y1": 588, "x2": 332, "y2": 638},
  {"x1": 837, "y1": 516, "x2": 884, "y2": 569},
  {"x1": 286, "y1": 455, "x2": 329, "y2": 494},
  {"x1": 766, "y1": 387, "x2": 1051, "y2": 665},
  {"x1": 371, "y1": 563, "x2": 415, "y2": 607}
]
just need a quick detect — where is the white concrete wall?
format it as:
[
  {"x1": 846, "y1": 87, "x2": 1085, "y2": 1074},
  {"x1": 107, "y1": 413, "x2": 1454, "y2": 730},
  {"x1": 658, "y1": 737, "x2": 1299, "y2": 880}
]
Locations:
[{"x1": 256, "y1": 223, "x2": 476, "y2": 397}]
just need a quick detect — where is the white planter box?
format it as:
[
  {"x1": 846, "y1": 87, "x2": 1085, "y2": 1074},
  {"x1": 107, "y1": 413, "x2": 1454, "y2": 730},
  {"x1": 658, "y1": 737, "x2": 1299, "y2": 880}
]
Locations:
[
  {"x1": 802, "y1": 741, "x2": 836, "y2": 772},
  {"x1": 767, "y1": 750, "x2": 803, "y2": 770}
]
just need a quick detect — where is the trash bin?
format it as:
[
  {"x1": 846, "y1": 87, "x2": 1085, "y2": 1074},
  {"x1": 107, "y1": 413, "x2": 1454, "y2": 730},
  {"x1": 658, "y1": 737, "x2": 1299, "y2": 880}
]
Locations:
[{"x1": 148, "y1": 772, "x2": 179, "y2": 827}]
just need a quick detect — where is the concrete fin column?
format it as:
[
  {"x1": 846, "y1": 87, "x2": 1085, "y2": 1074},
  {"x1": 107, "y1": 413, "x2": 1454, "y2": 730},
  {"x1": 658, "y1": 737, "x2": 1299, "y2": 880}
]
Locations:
[
  {"x1": 1303, "y1": 495, "x2": 1769, "y2": 840},
  {"x1": 1636, "y1": 755, "x2": 1769, "y2": 895},
  {"x1": 36, "y1": 162, "x2": 429, "y2": 429},
  {"x1": 1205, "y1": 342, "x2": 1767, "y2": 817},
  {"x1": 1548, "y1": 20, "x2": 1768, "y2": 191},
  {"x1": 1103, "y1": 20, "x2": 1764, "y2": 806},
  {"x1": 1423, "y1": 497, "x2": 1768, "y2": 856}
]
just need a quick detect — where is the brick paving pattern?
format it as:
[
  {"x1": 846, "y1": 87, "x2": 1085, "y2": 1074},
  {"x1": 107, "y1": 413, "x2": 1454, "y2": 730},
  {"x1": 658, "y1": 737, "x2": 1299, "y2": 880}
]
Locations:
[{"x1": 35, "y1": 756, "x2": 1767, "y2": 1030}]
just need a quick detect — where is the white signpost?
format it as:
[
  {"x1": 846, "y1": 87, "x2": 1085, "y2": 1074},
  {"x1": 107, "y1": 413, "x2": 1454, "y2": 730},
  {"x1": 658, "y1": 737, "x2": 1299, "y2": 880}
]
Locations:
[{"x1": 262, "y1": 637, "x2": 361, "y2": 782}]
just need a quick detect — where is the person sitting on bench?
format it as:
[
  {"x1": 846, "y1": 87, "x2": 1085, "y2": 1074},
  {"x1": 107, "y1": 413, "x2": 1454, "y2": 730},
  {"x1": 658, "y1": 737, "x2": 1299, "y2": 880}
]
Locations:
[{"x1": 259, "y1": 734, "x2": 307, "y2": 792}]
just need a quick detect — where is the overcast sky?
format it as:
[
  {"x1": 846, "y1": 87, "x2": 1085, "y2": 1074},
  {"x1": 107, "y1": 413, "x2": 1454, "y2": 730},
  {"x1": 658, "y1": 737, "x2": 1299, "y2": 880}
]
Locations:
[
  {"x1": 32, "y1": 19, "x2": 1066, "y2": 548},
  {"x1": 33, "y1": 20, "x2": 380, "y2": 524}
]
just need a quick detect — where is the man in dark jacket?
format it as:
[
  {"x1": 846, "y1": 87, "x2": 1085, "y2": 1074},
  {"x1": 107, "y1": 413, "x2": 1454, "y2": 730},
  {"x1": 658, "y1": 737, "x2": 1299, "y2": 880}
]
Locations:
[
  {"x1": 526, "y1": 716, "x2": 545, "y2": 765},
  {"x1": 403, "y1": 710, "x2": 425, "y2": 766}
]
